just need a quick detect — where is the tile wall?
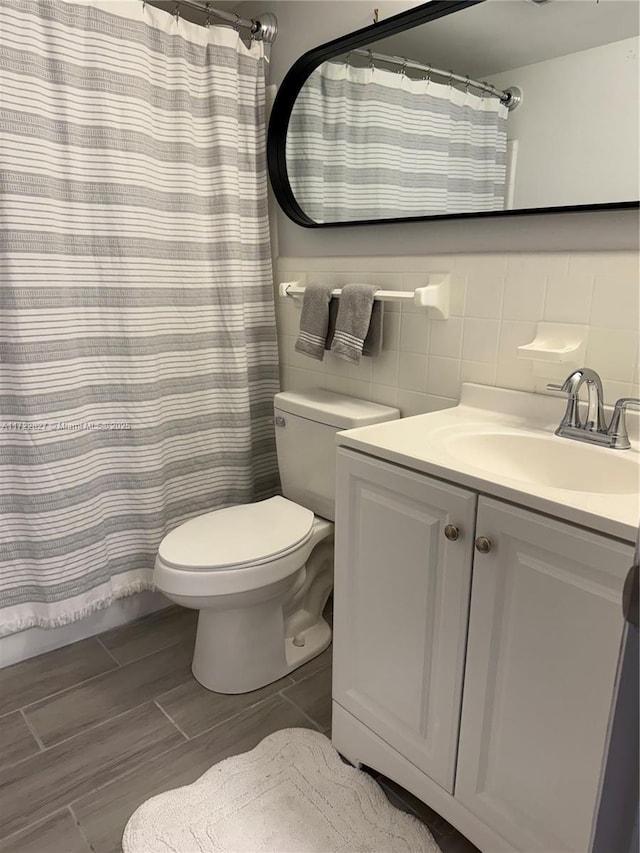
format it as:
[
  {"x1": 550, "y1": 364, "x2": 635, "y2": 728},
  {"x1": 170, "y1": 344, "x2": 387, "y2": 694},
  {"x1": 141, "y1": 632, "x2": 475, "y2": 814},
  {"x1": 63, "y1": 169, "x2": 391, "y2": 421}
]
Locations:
[{"x1": 274, "y1": 252, "x2": 639, "y2": 416}]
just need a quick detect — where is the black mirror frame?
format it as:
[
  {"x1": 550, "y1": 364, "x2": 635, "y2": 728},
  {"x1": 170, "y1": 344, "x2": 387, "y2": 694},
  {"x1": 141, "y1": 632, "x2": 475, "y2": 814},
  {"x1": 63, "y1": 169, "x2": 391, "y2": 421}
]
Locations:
[{"x1": 267, "y1": 0, "x2": 639, "y2": 229}]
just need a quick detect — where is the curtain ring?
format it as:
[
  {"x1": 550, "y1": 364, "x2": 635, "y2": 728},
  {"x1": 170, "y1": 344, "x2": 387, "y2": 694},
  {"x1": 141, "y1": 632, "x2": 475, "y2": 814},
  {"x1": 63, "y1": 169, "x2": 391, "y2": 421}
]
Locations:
[
  {"x1": 399, "y1": 58, "x2": 408, "y2": 78},
  {"x1": 234, "y1": 13, "x2": 241, "y2": 30},
  {"x1": 447, "y1": 70, "x2": 454, "y2": 87},
  {"x1": 343, "y1": 51, "x2": 351, "y2": 66},
  {"x1": 464, "y1": 75, "x2": 471, "y2": 92},
  {"x1": 480, "y1": 82, "x2": 489, "y2": 99},
  {"x1": 174, "y1": 2, "x2": 180, "y2": 22},
  {"x1": 141, "y1": 0, "x2": 146, "y2": 10},
  {"x1": 205, "y1": 2, "x2": 210, "y2": 27},
  {"x1": 423, "y1": 64, "x2": 431, "y2": 86},
  {"x1": 368, "y1": 50, "x2": 375, "y2": 71}
]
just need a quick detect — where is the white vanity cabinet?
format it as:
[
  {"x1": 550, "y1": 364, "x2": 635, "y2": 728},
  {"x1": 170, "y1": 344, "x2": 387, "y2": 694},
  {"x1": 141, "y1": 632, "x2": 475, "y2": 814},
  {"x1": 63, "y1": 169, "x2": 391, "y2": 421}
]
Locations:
[
  {"x1": 455, "y1": 497, "x2": 631, "y2": 853},
  {"x1": 333, "y1": 448, "x2": 477, "y2": 792},
  {"x1": 332, "y1": 446, "x2": 635, "y2": 853}
]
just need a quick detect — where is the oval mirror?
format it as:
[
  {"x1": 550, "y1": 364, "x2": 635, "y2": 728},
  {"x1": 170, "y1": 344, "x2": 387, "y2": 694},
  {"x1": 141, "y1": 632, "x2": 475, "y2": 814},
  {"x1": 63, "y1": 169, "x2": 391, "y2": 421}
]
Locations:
[{"x1": 267, "y1": 0, "x2": 639, "y2": 227}]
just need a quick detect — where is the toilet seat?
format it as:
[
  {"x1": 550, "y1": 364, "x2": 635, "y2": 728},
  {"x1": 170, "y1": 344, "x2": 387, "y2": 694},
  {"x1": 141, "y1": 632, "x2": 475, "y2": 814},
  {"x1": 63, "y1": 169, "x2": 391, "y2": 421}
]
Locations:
[{"x1": 157, "y1": 496, "x2": 314, "y2": 572}]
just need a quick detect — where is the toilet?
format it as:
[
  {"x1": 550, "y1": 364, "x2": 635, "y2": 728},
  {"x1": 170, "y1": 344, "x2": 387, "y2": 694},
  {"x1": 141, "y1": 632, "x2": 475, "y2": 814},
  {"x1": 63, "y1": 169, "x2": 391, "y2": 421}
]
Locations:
[{"x1": 153, "y1": 390, "x2": 399, "y2": 694}]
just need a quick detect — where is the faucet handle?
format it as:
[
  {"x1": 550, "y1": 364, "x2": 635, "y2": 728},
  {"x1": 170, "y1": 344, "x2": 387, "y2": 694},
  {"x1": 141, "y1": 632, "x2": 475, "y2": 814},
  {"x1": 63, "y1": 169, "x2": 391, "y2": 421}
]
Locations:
[
  {"x1": 547, "y1": 379, "x2": 582, "y2": 430},
  {"x1": 607, "y1": 397, "x2": 640, "y2": 450},
  {"x1": 614, "y1": 397, "x2": 640, "y2": 411}
]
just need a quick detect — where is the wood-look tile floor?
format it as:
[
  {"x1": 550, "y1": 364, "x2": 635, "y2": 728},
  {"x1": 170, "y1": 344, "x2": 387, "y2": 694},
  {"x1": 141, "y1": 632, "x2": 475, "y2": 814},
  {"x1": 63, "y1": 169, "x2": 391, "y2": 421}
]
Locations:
[{"x1": 0, "y1": 604, "x2": 480, "y2": 853}]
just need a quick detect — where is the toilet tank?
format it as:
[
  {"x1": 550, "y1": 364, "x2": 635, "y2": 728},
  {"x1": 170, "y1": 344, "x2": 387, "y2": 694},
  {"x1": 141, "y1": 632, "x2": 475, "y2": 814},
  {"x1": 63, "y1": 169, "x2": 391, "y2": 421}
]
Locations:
[{"x1": 274, "y1": 390, "x2": 399, "y2": 521}]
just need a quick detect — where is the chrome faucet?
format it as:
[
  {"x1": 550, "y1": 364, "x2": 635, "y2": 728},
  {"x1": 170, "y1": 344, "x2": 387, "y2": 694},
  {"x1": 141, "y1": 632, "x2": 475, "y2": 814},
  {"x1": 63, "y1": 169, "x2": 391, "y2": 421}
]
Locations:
[{"x1": 547, "y1": 368, "x2": 640, "y2": 450}]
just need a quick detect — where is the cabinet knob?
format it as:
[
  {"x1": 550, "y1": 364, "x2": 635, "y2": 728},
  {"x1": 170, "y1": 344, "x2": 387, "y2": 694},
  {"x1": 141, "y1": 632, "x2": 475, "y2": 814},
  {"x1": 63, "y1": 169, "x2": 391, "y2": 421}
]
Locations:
[
  {"x1": 444, "y1": 524, "x2": 459, "y2": 541},
  {"x1": 475, "y1": 536, "x2": 492, "y2": 554}
]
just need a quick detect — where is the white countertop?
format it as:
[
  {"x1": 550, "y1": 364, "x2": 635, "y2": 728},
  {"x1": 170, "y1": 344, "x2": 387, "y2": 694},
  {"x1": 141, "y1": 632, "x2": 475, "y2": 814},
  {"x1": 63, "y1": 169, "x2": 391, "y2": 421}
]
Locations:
[{"x1": 336, "y1": 384, "x2": 640, "y2": 544}]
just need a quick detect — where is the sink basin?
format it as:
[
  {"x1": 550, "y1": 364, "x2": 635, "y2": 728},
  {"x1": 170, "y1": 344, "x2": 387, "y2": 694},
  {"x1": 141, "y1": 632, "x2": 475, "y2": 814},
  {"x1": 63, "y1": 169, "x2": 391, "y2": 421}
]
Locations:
[
  {"x1": 443, "y1": 431, "x2": 639, "y2": 494},
  {"x1": 336, "y1": 383, "x2": 640, "y2": 541}
]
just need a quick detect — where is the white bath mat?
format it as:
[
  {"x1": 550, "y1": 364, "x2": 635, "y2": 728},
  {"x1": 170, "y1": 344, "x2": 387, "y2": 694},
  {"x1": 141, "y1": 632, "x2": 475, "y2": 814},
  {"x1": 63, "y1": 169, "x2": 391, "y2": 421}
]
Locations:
[{"x1": 123, "y1": 727, "x2": 440, "y2": 852}]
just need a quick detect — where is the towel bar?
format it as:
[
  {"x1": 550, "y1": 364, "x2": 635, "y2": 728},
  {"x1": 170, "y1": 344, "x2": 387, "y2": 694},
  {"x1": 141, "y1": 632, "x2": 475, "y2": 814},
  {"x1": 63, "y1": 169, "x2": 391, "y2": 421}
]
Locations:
[{"x1": 278, "y1": 274, "x2": 450, "y2": 320}]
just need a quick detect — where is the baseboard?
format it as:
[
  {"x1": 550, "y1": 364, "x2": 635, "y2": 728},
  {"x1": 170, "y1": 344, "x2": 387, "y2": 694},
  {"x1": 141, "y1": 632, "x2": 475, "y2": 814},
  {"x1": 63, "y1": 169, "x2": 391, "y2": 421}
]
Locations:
[{"x1": 0, "y1": 591, "x2": 171, "y2": 668}]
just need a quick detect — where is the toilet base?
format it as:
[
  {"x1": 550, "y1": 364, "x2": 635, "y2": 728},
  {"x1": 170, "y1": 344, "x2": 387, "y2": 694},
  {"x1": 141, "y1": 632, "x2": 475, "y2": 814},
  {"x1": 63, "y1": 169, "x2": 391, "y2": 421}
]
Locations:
[
  {"x1": 192, "y1": 604, "x2": 331, "y2": 695},
  {"x1": 190, "y1": 520, "x2": 334, "y2": 694},
  {"x1": 284, "y1": 617, "x2": 332, "y2": 672}
]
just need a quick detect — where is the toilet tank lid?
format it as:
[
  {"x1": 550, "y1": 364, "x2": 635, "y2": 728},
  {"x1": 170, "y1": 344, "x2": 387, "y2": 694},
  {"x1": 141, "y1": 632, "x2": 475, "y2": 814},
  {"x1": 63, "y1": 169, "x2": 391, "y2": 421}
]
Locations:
[{"x1": 274, "y1": 390, "x2": 399, "y2": 429}]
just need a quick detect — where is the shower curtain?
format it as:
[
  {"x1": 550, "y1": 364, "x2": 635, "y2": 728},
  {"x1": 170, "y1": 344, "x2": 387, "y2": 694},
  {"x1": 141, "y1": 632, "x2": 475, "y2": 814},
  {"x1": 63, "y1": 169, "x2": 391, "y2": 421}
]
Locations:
[
  {"x1": 0, "y1": 0, "x2": 279, "y2": 636},
  {"x1": 287, "y1": 61, "x2": 508, "y2": 222}
]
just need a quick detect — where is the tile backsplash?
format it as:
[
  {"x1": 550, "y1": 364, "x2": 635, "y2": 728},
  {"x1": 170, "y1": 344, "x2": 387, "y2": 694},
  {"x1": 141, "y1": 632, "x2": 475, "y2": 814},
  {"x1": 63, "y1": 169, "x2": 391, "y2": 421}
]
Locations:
[{"x1": 274, "y1": 252, "x2": 639, "y2": 416}]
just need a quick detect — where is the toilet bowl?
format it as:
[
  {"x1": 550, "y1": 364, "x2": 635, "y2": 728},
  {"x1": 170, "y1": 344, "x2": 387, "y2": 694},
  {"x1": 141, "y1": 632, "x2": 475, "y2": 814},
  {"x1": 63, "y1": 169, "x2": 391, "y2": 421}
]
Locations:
[{"x1": 154, "y1": 390, "x2": 399, "y2": 694}]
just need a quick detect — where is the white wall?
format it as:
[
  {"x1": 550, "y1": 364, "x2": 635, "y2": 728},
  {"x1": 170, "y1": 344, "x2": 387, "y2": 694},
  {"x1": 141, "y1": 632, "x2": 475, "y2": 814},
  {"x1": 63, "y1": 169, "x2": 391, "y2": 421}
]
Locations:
[
  {"x1": 244, "y1": 3, "x2": 639, "y2": 417},
  {"x1": 241, "y1": 0, "x2": 639, "y2": 256},
  {"x1": 487, "y1": 37, "x2": 639, "y2": 209},
  {"x1": 275, "y1": 251, "x2": 639, "y2": 416}
]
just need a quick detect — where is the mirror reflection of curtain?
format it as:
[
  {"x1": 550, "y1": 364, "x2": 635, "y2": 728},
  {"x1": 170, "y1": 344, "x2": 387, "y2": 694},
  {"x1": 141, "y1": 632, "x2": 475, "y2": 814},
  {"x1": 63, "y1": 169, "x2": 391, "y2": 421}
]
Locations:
[{"x1": 287, "y1": 62, "x2": 508, "y2": 223}]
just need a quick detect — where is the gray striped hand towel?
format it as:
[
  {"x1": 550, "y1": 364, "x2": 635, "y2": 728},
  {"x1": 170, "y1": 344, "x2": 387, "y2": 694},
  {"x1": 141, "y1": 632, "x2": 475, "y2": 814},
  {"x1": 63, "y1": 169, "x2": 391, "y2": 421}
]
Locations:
[
  {"x1": 294, "y1": 284, "x2": 335, "y2": 360},
  {"x1": 330, "y1": 283, "x2": 380, "y2": 363},
  {"x1": 326, "y1": 298, "x2": 383, "y2": 358}
]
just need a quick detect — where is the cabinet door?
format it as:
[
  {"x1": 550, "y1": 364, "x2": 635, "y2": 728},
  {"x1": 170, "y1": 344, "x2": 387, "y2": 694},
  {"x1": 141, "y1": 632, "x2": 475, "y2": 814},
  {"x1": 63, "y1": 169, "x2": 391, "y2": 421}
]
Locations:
[
  {"x1": 333, "y1": 448, "x2": 476, "y2": 792},
  {"x1": 456, "y1": 497, "x2": 632, "y2": 853}
]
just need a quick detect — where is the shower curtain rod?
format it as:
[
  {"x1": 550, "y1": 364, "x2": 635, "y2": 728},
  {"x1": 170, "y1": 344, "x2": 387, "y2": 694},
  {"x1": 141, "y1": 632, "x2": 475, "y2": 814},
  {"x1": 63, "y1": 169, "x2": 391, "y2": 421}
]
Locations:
[
  {"x1": 143, "y1": 0, "x2": 278, "y2": 43},
  {"x1": 349, "y1": 48, "x2": 520, "y2": 110}
]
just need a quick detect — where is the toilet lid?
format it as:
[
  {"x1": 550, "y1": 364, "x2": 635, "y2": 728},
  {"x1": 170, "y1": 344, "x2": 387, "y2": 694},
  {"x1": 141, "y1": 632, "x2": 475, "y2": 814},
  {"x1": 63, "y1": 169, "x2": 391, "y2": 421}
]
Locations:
[{"x1": 157, "y1": 496, "x2": 314, "y2": 571}]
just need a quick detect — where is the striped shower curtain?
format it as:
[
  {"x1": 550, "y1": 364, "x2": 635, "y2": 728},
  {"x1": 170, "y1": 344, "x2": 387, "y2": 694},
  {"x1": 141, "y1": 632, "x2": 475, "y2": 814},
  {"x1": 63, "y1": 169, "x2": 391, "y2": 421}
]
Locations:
[
  {"x1": 0, "y1": 0, "x2": 280, "y2": 636},
  {"x1": 287, "y1": 61, "x2": 508, "y2": 223}
]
